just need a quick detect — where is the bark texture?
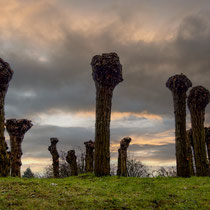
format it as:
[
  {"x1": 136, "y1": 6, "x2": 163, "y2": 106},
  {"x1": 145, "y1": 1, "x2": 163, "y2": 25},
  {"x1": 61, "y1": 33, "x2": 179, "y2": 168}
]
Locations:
[
  {"x1": 48, "y1": 138, "x2": 60, "y2": 178},
  {"x1": 6, "y1": 119, "x2": 33, "y2": 177},
  {"x1": 0, "y1": 58, "x2": 13, "y2": 177},
  {"x1": 166, "y1": 74, "x2": 192, "y2": 177},
  {"x1": 117, "y1": 148, "x2": 121, "y2": 176},
  {"x1": 188, "y1": 86, "x2": 210, "y2": 176},
  {"x1": 186, "y1": 129, "x2": 195, "y2": 176},
  {"x1": 84, "y1": 140, "x2": 94, "y2": 173},
  {"x1": 66, "y1": 150, "x2": 78, "y2": 176},
  {"x1": 117, "y1": 137, "x2": 131, "y2": 176},
  {"x1": 5, "y1": 151, "x2": 11, "y2": 176},
  {"x1": 91, "y1": 52, "x2": 123, "y2": 176},
  {"x1": 205, "y1": 127, "x2": 210, "y2": 162}
]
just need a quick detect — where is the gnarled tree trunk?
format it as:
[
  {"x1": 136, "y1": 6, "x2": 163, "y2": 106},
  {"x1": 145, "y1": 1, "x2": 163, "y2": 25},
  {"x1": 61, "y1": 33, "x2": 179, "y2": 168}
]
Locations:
[
  {"x1": 186, "y1": 129, "x2": 195, "y2": 176},
  {"x1": 48, "y1": 138, "x2": 60, "y2": 178},
  {"x1": 94, "y1": 86, "x2": 113, "y2": 175},
  {"x1": 117, "y1": 137, "x2": 131, "y2": 176},
  {"x1": 188, "y1": 86, "x2": 210, "y2": 176},
  {"x1": 91, "y1": 53, "x2": 123, "y2": 176},
  {"x1": 0, "y1": 58, "x2": 13, "y2": 177},
  {"x1": 5, "y1": 151, "x2": 11, "y2": 176},
  {"x1": 117, "y1": 148, "x2": 121, "y2": 176},
  {"x1": 66, "y1": 150, "x2": 78, "y2": 176},
  {"x1": 6, "y1": 119, "x2": 33, "y2": 177},
  {"x1": 84, "y1": 140, "x2": 94, "y2": 173}
]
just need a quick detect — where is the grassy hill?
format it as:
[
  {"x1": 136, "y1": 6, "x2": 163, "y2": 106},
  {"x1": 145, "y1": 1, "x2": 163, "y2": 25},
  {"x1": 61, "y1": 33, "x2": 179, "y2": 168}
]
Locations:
[{"x1": 0, "y1": 174, "x2": 209, "y2": 209}]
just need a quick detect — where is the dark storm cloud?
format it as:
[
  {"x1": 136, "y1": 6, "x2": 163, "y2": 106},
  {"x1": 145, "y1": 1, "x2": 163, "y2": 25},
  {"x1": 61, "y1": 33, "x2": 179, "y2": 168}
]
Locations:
[{"x1": 2, "y1": 11, "x2": 210, "y2": 119}]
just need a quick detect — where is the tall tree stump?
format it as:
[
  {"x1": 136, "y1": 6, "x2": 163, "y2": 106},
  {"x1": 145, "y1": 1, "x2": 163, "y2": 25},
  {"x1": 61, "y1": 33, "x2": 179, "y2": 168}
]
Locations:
[
  {"x1": 117, "y1": 137, "x2": 131, "y2": 176},
  {"x1": 188, "y1": 86, "x2": 210, "y2": 176},
  {"x1": 0, "y1": 58, "x2": 13, "y2": 177},
  {"x1": 66, "y1": 150, "x2": 78, "y2": 176},
  {"x1": 48, "y1": 138, "x2": 60, "y2": 178},
  {"x1": 84, "y1": 140, "x2": 94, "y2": 173},
  {"x1": 166, "y1": 74, "x2": 192, "y2": 177},
  {"x1": 91, "y1": 52, "x2": 123, "y2": 176},
  {"x1": 6, "y1": 119, "x2": 33, "y2": 177}
]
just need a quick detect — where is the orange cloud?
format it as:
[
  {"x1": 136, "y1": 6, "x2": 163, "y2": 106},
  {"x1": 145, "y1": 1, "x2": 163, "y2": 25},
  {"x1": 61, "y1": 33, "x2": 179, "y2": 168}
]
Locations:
[
  {"x1": 0, "y1": 0, "x2": 176, "y2": 51},
  {"x1": 34, "y1": 109, "x2": 163, "y2": 127},
  {"x1": 0, "y1": 0, "x2": 65, "y2": 45},
  {"x1": 110, "y1": 130, "x2": 174, "y2": 152},
  {"x1": 112, "y1": 111, "x2": 162, "y2": 120},
  {"x1": 74, "y1": 110, "x2": 162, "y2": 120}
]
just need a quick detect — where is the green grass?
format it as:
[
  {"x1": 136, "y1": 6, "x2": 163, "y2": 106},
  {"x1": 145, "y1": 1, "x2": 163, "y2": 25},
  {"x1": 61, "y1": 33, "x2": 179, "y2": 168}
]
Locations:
[{"x1": 0, "y1": 174, "x2": 209, "y2": 209}]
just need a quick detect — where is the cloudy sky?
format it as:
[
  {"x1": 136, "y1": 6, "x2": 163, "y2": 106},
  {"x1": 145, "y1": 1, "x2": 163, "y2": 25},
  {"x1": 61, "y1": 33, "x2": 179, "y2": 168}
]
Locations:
[{"x1": 1, "y1": 0, "x2": 210, "y2": 174}]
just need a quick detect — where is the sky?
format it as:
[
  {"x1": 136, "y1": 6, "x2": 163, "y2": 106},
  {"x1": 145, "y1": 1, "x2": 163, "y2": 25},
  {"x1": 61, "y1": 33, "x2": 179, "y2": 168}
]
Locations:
[{"x1": 1, "y1": 0, "x2": 210, "y2": 174}]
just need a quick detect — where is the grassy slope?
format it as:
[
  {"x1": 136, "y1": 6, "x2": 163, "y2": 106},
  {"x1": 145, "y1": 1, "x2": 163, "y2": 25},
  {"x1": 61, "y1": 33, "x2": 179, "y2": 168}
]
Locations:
[{"x1": 0, "y1": 174, "x2": 209, "y2": 210}]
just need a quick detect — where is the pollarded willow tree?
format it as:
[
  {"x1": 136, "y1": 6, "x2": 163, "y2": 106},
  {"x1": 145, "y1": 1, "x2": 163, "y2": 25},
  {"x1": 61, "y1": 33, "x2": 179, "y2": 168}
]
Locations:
[
  {"x1": 66, "y1": 150, "x2": 78, "y2": 176},
  {"x1": 84, "y1": 140, "x2": 94, "y2": 173},
  {"x1": 48, "y1": 138, "x2": 60, "y2": 178},
  {"x1": 0, "y1": 58, "x2": 13, "y2": 177},
  {"x1": 117, "y1": 137, "x2": 132, "y2": 177},
  {"x1": 5, "y1": 119, "x2": 33, "y2": 177},
  {"x1": 91, "y1": 52, "x2": 123, "y2": 176},
  {"x1": 187, "y1": 86, "x2": 210, "y2": 176},
  {"x1": 166, "y1": 74, "x2": 192, "y2": 177}
]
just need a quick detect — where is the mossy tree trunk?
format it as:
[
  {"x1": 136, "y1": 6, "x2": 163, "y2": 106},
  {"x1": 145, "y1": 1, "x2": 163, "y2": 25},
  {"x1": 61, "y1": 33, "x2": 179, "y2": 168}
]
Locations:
[
  {"x1": 0, "y1": 92, "x2": 8, "y2": 177},
  {"x1": 9, "y1": 136, "x2": 23, "y2": 177},
  {"x1": 84, "y1": 140, "x2": 94, "y2": 173},
  {"x1": 66, "y1": 150, "x2": 78, "y2": 176},
  {"x1": 120, "y1": 149, "x2": 128, "y2": 176},
  {"x1": 0, "y1": 58, "x2": 13, "y2": 177},
  {"x1": 81, "y1": 153, "x2": 85, "y2": 173},
  {"x1": 189, "y1": 110, "x2": 209, "y2": 176},
  {"x1": 5, "y1": 151, "x2": 11, "y2": 176},
  {"x1": 188, "y1": 86, "x2": 209, "y2": 176},
  {"x1": 117, "y1": 148, "x2": 121, "y2": 176},
  {"x1": 186, "y1": 129, "x2": 195, "y2": 176},
  {"x1": 166, "y1": 74, "x2": 192, "y2": 177},
  {"x1": 117, "y1": 137, "x2": 131, "y2": 176},
  {"x1": 48, "y1": 138, "x2": 60, "y2": 178},
  {"x1": 94, "y1": 86, "x2": 113, "y2": 176},
  {"x1": 6, "y1": 119, "x2": 33, "y2": 177},
  {"x1": 172, "y1": 92, "x2": 191, "y2": 177},
  {"x1": 91, "y1": 53, "x2": 123, "y2": 176}
]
